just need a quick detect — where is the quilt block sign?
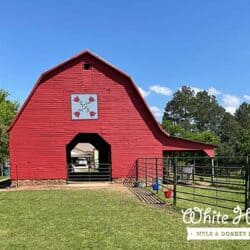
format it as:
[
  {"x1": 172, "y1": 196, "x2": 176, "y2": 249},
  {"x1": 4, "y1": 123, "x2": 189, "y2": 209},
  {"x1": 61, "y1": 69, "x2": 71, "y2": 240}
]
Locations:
[{"x1": 71, "y1": 94, "x2": 98, "y2": 120}]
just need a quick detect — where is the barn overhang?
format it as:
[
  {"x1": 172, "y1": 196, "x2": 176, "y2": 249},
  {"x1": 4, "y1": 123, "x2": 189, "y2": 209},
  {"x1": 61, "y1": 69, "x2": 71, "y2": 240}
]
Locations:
[{"x1": 162, "y1": 136, "x2": 216, "y2": 157}]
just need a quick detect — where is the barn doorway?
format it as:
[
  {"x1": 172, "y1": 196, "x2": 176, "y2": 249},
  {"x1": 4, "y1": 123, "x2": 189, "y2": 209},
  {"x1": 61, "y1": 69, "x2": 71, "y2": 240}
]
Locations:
[{"x1": 66, "y1": 133, "x2": 111, "y2": 182}]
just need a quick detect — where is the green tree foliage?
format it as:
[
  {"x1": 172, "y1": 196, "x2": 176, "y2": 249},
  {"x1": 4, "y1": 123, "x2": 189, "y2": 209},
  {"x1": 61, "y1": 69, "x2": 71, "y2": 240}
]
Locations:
[
  {"x1": 162, "y1": 120, "x2": 186, "y2": 137},
  {"x1": 162, "y1": 86, "x2": 222, "y2": 145},
  {"x1": 0, "y1": 89, "x2": 19, "y2": 162},
  {"x1": 193, "y1": 91, "x2": 225, "y2": 133},
  {"x1": 234, "y1": 103, "x2": 250, "y2": 155},
  {"x1": 163, "y1": 86, "x2": 225, "y2": 134},
  {"x1": 164, "y1": 86, "x2": 195, "y2": 131},
  {"x1": 185, "y1": 131, "x2": 219, "y2": 145},
  {"x1": 162, "y1": 86, "x2": 250, "y2": 156},
  {"x1": 239, "y1": 129, "x2": 250, "y2": 156},
  {"x1": 162, "y1": 119, "x2": 219, "y2": 145},
  {"x1": 217, "y1": 112, "x2": 241, "y2": 155},
  {"x1": 235, "y1": 102, "x2": 250, "y2": 129}
]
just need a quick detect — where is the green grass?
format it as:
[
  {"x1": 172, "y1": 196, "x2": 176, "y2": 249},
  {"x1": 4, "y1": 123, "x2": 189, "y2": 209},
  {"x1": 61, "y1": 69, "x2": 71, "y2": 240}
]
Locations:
[
  {"x1": 0, "y1": 176, "x2": 9, "y2": 181},
  {"x1": 0, "y1": 189, "x2": 250, "y2": 249},
  {"x1": 156, "y1": 173, "x2": 246, "y2": 217},
  {"x1": 150, "y1": 185, "x2": 246, "y2": 219},
  {"x1": 193, "y1": 175, "x2": 245, "y2": 187},
  {"x1": 166, "y1": 173, "x2": 245, "y2": 187}
]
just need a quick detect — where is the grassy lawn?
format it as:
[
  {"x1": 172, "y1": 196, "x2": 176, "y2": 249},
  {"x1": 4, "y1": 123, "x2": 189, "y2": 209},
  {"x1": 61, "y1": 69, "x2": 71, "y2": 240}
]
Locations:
[
  {"x1": 0, "y1": 176, "x2": 9, "y2": 181},
  {"x1": 150, "y1": 185, "x2": 246, "y2": 218},
  {"x1": 149, "y1": 173, "x2": 246, "y2": 218},
  {"x1": 0, "y1": 189, "x2": 249, "y2": 249},
  {"x1": 193, "y1": 175, "x2": 245, "y2": 188}
]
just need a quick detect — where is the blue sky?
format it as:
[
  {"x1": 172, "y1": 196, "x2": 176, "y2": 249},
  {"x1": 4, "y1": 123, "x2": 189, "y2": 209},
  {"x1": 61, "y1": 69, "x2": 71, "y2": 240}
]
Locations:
[{"x1": 1, "y1": 0, "x2": 250, "y2": 121}]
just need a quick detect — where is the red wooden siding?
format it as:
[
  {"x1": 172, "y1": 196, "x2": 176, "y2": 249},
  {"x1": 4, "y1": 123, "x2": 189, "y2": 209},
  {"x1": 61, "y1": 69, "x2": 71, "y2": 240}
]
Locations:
[{"x1": 8, "y1": 51, "x2": 215, "y2": 181}]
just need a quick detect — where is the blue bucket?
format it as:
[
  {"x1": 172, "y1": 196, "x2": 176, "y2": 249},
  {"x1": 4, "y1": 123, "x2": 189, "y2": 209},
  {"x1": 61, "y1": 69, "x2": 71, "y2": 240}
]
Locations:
[
  {"x1": 152, "y1": 183, "x2": 160, "y2": 191},
  {"x1": 153, "y1": 178, "x2": 163, "y2": 185}
]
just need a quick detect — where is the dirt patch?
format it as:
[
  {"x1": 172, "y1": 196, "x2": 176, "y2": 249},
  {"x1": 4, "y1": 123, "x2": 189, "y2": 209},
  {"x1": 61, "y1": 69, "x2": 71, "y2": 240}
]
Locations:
[{"x1": 1, "y1": 182, "x2": 131, "y2": 194}]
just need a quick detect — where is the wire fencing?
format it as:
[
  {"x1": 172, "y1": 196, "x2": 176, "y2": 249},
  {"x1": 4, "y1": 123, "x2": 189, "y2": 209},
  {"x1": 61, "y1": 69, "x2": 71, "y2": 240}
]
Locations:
[{"x1": 131, "y1": 156, "x2": 250, "y2": 211}]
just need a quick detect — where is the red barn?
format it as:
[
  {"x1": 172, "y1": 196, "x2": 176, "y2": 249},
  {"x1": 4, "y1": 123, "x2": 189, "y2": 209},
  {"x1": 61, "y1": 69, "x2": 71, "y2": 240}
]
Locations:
[{"x1": 8, "y1": 50, "x2": 215, "y2": 185}]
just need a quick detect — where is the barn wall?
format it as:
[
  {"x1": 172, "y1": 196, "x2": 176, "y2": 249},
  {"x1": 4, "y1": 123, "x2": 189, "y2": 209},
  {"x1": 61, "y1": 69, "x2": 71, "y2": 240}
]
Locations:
[{"x1": 10, "y1": 56, "x2": 163, "y2": 180}]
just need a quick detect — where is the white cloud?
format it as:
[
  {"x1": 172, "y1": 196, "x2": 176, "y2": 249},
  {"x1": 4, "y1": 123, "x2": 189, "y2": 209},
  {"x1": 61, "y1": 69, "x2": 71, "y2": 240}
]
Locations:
[
  {"x1": 138, "y1": 87, "x2": 150, "y2": 98},
  {"x1": 187, "y1": 86, "x2": 221, "y2": 96},
  {"x1": 190, "y1": 86, "x2": 203, "y2": 95},
  {"x1": 222, "y1": 94, "x2": 241, "y2": 114},
  {"x1": 222, "y1": 94, "x2": 241, "y2": 107},
  {"x1": 149, "y1": 85, "x2": 173, "y2": 96},
  {"x1": 208, "y1": 87, "x2": 221, "y2": 96},
  {"x1": 243, "y1": 95, "x2": 250, "y2": 101},
  {"x1": 224, "y1": 106, "x2": 236, "y2": 114},
  {"x1": 150, "y1": 106, "x2": 163, "y2": 119}
]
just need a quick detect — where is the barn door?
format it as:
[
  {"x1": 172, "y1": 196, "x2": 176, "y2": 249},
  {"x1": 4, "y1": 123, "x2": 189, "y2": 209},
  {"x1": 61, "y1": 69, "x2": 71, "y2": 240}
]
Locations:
[{"x1": 66, "y1": 133, "x2": 111, "y2": 182}]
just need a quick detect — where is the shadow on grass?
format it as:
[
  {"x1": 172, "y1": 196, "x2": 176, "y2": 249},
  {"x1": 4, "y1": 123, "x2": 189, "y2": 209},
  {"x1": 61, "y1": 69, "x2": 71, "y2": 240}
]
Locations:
[
  {"x1": 123, "y1": 163, "x2": 167, "y2": 207},
  {"x1": 127, "y1": 185, "x2": 167, "y2": 207},
  {"x1": 0, "y1": 178, "x2": 11, "y2": 189}
]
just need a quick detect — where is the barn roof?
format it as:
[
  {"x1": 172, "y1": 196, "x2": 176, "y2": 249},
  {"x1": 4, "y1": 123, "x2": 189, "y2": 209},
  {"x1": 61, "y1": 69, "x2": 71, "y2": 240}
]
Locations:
[{"x1": 7, "y1": 50, "x2": 216, "y2": 157}]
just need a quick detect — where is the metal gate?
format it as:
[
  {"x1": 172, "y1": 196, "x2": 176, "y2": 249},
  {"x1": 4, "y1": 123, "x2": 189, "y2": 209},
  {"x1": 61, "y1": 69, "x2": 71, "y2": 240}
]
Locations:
[
  {"x1": 67, "y1": 163, "x2": 111, "y2": 182},
  {"x1": 133, "y1": 157, "x2": 250, "y2": 211}
]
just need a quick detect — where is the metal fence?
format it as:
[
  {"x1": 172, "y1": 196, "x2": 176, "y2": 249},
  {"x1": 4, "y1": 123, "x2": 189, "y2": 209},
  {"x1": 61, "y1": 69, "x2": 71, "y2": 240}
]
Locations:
[
  {"x1": 132, "y1": 157, "x2": 250, "y2": 211},
  {"x1": 67, "y1": 163, "x2": 111, "y2": 182}
]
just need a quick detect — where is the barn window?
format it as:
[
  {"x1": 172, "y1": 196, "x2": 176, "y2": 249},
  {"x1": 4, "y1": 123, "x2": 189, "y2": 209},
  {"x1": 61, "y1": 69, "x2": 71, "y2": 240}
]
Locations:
[{"x1": 83, "y1": 63, "x2": 92, "y2": 70}]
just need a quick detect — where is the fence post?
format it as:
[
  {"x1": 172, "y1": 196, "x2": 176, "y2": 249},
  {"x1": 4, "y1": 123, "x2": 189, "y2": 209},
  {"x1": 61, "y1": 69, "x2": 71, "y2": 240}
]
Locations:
[
  {"x1": 211, "y1": 158, "x2": 215, "y2": 183},
  {"x1": 192, "y1": 157, "x2": 196, "y2": 185},
  {"x1": 145, "y1": 159, "x2": 148, "y2": 187},
  {"x1": 245, "y1": 156, "x2": 250, "y2": 211},
  {"x1": 248, "y1": 156, "x2": 250, "y2": 209},
  {"x1": 135, "y1": 159, "x2": 139, "y2": 183},
  {"x1": 109, "y1": 163, "x2": 112, "y2": 183},
  {"x1": 16, "y1": 164, "x2": 19, "y2": 187},
  {"x1": 173, "y1": 157, "x2": 177, "y2": 206},
  {"x1": 156, "y1": 158, "x2": 158, "y2": 194}
]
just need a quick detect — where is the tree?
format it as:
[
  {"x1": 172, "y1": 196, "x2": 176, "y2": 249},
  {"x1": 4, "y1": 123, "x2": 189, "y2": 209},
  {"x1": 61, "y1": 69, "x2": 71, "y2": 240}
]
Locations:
[
  {"x1": 163, "y1": 86, "x2": 225, "y2": 135},
  {"x1": 239, "y1": 129, "x2": 250, "y2": 156},
  {"x1": 162, "y1": 120, "x2": 186, "y2": 137},
  {"x1": 163, "y1": 86, "x2": 196, "y2": 131},
  {"x1": 0, "y1": 89, "x2": 19, "y2": 162},
  {"x1": 163, "y1": 85, "x2": 225, "y2": 135},
  {"x1": 162, "y1": 85, "x2": 250, "y2": 156},
  {"x1": 185, "y1": 130, "x2": 219, "y2": 145},
  {"x1": 161, "y1": 85, "x2": 244, "y2": 156},
  {"x1": 193, "y1": 91, "x2": 224, "y2": 133},
  {"x1": 235, "y1": 102, "x2": 250, "y2": 129},
  {"x1": 216, "y1": 142, "x2": 236, "y2": 156},
  {"x1": 217, "y1": 112, "x2": 241, "y2": 152},
  {"x1": 162, "y1": 119, "x2": 219, "y2": 144}
]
